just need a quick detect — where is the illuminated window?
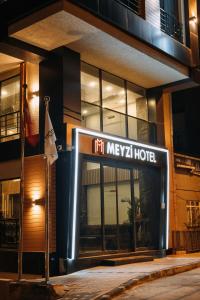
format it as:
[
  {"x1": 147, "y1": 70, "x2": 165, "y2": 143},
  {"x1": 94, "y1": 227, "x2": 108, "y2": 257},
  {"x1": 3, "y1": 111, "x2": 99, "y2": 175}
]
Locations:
[
  {"x1": 0, "y1": 75, "x2": 20, "y2": 143},
  {"x1": 0, "y1": 179, "x2": 20, "y2": 248},
  {"x1": 81, "y1": 62, "x2": 156, "y2": 143}
]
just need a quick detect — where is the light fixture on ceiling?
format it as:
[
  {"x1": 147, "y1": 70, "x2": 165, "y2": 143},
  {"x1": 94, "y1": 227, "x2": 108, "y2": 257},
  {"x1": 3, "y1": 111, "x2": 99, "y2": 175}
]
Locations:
[
  {"x1": 1, "y1": 89, "x2": 8, "y2": 96},
  {"x1": 105, "y1": 85, "x2": 113, "y2": 92},
  {"x1": 82, "y1": 109, "x2": 88, "y2": 115},
  {"x1": 88, "y1": 81, "x2": 96, "y2": 88}
]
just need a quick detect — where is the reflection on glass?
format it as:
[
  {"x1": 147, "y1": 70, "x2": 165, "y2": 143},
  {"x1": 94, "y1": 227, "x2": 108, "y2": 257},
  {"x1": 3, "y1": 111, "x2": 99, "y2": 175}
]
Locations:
[
  {"x1": 81, "y1": 102, "x2": 101, "y2": 131},
  {"x1": 0, "y1": 179, "x2": 20, "y2": 248},
  {"x1": 117, "y1": 168, "x2": 131, "y2": 225},
  {"x1": 134, "y1": 167, "x2": 160, "y2": 249},
  {"x1": 128, "y1": 116, "x2": 150, "y2": 143},
  {"x1": 104, "y1": 166, "x2": 118, "y2": 250},
  {"x1": 128, "y1": 116, "x2": 137, "y2": 140},
  {"x1": 0, "y1": 76, "x2": 20, "y2": 142},
  {"x1": 103, "y1": 108, "x2": 126, "y2": 137},
  {"x1": 80, "y1": 162, "x2": 102, "y2": 252},
  {"x1": 81, "y1": 62, "x2": 100, "y2": 105},
  {"x1": 102, "y1": 72, "x2": 125, "y2": 113},
  {"x1": 127, "y1": 82, "x2": 147, "y2": 120},
  {"x1": 0, "y1": 76, "x2": 20, "y2": 115}
]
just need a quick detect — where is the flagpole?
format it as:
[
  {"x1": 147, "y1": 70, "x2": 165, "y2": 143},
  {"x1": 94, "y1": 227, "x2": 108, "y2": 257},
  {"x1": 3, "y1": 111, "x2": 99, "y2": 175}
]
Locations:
[
  {"x1": 18, "y1": 62, "x2": 26, "y2": 280},
  {"x1": 44, "y1": 96, "x2": 50, "y2": 283}
]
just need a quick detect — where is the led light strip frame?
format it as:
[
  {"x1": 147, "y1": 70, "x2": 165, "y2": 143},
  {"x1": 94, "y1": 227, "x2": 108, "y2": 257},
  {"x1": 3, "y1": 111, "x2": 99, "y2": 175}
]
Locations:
[{"x1": 69, "y1": 128, "x2": 170, "y2": 260}]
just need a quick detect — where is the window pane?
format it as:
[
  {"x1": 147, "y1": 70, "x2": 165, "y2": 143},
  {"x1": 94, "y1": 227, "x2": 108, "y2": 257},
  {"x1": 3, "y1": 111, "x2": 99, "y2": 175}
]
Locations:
[
  {"x1": 0, "y1": 179, "x2": 20, "y2": 248},
  {"x1": 1, "y1": 76, "x2": 20, "y2": 115},
  {"x1": 81, "y1": 63, "x2": 100, "y2": 105},
  {"x1": 80, "y1": 162, "x2": 102, "y2": 252},
  {"x1": 117, "y1": 169, "x2": 131, "y2": 225},
  {"x1": 103, "y1": 108, "x2": 126, "y2": 137},
  {"x1": 128, "y1": 116, "x2": 137, "y2": 140},
  {"x1": 102, "y1": 72, "x2": 125, "y2": 113},
  {"x1": 127, "y1": 82, "x2": 148, "y2": 120},
  {"x1": 0, "y1": 76, "x2": 20, "y2": 143},
  {"x1": 128, "y1": 116, "x2": 150, "y2": 142},
  {"x1": 81, "y1": 102, "x2": 101, "y2": 131}
]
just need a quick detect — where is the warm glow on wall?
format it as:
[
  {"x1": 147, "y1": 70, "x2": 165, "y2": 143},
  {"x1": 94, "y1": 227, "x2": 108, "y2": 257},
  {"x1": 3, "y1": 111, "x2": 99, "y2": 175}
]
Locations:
[{"x1": 27, "y1": 63, "x2": 39, "y2": 135}]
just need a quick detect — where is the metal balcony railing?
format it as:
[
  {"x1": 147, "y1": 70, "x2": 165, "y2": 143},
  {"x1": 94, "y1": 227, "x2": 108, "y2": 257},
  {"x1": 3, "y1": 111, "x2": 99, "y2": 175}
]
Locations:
[
  {"x1": 115, "y1": 0, "x2": 143, "y2": 16},
  {"x1": 0, "y1": 111, "x2": 20, "y2": 143},
  {"x1": 160, "y1": 8, "x2": 183, "y2": 43},
  {"x1": 81, "y1": 101, "x2": 158, "y2": 145},
  {"x1": 0, "y1": 218, "x2": 19, "y2": 248}
]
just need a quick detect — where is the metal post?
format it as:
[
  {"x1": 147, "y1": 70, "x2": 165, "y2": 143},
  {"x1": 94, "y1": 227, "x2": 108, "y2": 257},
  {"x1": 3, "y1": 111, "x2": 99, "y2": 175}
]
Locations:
[
  {"x1": 18, "y1": 62, "x2": 26, "y2": 280},
  {"x1": 45, "y1": 156, "x2": 50, "y2": 282},
  {"x1": 44, "y1": 97, "x2": 50, "y2": 283}
]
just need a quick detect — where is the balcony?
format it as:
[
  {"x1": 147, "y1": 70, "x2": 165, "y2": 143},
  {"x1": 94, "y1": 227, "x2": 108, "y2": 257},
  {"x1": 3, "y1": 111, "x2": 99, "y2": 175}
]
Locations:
[
  {"x1": 160, "y1": 8, "x2": 183, "y2": 43},
  {"x1": 0, "y1": 111, "x2": 20, "y2": 143},
  {"x1": 81, "y1": 101, "x2": 158, "y2": 145}
]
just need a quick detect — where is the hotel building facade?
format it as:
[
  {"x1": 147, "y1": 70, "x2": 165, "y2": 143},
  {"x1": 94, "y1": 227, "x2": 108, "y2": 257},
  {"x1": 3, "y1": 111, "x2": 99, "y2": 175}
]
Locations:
[{"x1": 0, "y1": 0, "x2": 200, "y2": 274}]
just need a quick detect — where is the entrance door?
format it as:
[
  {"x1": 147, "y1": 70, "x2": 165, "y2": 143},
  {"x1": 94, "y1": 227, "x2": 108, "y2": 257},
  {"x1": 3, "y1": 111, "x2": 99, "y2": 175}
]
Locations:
[
  {"x1": 79, "y1": 159, "x2": 160, "y2": 254},
  {"x1": 103, "y1": 165, "x2": 134, "y2": 251}
]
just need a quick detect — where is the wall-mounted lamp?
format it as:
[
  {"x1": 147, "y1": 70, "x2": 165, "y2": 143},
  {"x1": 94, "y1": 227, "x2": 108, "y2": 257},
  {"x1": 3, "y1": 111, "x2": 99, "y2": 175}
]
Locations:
[
  {"x1": 189, "y1": 16, "x2": 197, "y2": 23},
  {"x1": 33, "y1": 198, "x2": 45, "y2": 206},
  {"x1": 32, "y1": 91, "x2": 39, "y2": 97}
]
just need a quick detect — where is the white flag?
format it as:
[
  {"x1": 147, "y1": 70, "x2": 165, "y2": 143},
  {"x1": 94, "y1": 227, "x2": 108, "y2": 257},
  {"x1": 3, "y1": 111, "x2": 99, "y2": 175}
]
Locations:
[{"x1": 44, "y1": 107, "x2": 58, "y2": 165}]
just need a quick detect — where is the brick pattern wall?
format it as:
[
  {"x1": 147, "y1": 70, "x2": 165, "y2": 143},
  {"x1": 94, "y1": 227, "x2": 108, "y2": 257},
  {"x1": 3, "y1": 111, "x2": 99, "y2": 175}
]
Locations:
[
  {"x1": 145, "y1": 0, "x2": 160, "y2": 29},
  {"x1": 23, "y1": 155, "x2": 56, "y2": 252}
]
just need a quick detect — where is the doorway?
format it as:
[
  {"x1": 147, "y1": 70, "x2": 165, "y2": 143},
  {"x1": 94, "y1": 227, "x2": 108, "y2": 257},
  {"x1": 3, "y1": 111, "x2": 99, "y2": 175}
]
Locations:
[{"x1": 79, "y1": 159, "x2": 160, "y2": 254}]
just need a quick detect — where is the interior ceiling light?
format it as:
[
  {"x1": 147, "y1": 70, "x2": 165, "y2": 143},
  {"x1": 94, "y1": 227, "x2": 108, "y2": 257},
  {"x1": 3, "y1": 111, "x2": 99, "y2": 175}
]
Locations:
[
  {"x1": 105, "y1": 85, "x2": 113, "y2": 92},
  {"x1": 82, "y1": 109, "x2": 88, "y2": 115},
  {"x1": 88, "y1": 81, "x2": 96, "y2": 88},
  {"x1": 1, "y1": 90, "x2": 8, "y2": 96}
]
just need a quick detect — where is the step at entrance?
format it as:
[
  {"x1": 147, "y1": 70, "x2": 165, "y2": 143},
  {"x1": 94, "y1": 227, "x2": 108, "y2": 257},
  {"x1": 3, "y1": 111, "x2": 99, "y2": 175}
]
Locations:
[{"x1": 101, "y1": 255, "x2": 154, "y2": 266}]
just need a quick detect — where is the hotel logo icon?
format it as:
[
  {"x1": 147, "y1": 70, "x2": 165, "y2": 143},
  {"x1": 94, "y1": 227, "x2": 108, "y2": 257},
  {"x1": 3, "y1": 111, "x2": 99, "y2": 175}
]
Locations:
[{"x1": 93, "y1": 138, "x2": 105, "y2": 155}]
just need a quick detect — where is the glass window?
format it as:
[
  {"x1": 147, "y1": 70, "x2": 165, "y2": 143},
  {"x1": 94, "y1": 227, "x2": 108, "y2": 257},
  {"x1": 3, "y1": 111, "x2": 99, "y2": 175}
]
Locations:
[
  {"x1": 80, "y1": 63, "x2": 155, "y2": 143},
  {"x1": 135, "y1": 167, "x2": 160, "y2": 248},
  {"x1": 103, "y1": 108, "x2": 126, "y2": 137},
  {"x1": 0, "y1": 76, "x2": 20, "y2": 115},
  {"x1": 81, "y1": 102, "x2": 101, "y2": 131},
  {"x1": 102, "y1": 72, "x2": 125, "y2": 114},
  {"x1": 0, "y1": 179, "x2": 20, "y2": 248},
  {"x1": 127, "y1": 82, "x2": 148, "y2": 120},
  {"x1": 80, "y1": 162, "x2": 102, "y2": 252},
  {"x1": 81, "y1": 63, "x2": 100, "y2": 105},
  {"x1": 0, "y1": 76, "x2": 20, "y2": 142}
]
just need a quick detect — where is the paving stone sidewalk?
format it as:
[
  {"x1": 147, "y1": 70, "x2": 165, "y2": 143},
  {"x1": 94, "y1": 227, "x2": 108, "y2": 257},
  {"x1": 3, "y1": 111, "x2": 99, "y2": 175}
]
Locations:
[
  {"x1": 1, "y1": 254, "x2": 200, "y2": 300},
  {"x1": 49, "y1": 255, "x2": 200, "y2": 300}
]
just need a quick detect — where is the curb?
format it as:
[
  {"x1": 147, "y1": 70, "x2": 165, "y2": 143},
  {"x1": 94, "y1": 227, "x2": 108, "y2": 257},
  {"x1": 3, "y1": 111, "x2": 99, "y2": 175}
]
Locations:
[{"x1": 93, "y1": 261, "x2": 200, "y2": 300}]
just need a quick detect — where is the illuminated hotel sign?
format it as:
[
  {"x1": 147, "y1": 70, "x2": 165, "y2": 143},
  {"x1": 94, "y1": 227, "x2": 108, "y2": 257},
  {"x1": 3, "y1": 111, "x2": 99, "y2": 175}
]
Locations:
[{"x1": 93, "y1": 138, "x2": 157, "y2": 163}]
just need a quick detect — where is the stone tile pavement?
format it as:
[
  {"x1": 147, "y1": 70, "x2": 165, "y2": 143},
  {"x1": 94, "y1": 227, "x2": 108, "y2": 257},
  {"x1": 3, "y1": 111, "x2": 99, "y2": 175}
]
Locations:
[
  {"x1": 1, "y1": 254, "x2": 200, "y2": 300},
  {"x1": 49, "y1": 254, "x2": 200, "y2": 299}
]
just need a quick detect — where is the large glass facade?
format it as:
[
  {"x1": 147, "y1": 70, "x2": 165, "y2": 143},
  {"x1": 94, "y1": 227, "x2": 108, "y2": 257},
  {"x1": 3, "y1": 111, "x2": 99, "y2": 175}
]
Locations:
[
  {"x1": 0, "y1": 75, "x2": 20, "y2": 143},
  {"x1": 0, "y1": 179, "x2": 20, "y2": 248},
  {"x1": 79, "y1": 159, "x2": 161, "y2": 253},
  {"x1": 81, "y1": 62, "x2": 157, "y2": 143}
]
